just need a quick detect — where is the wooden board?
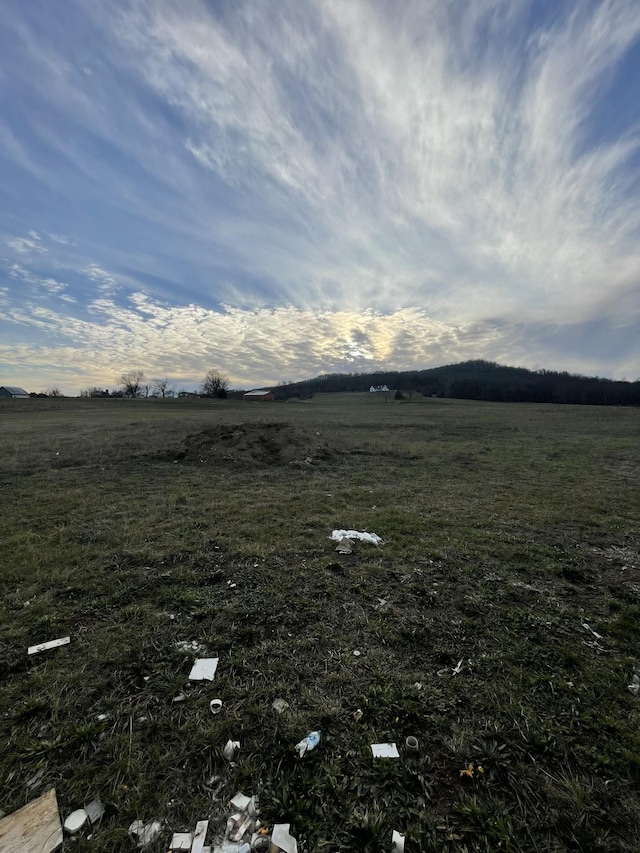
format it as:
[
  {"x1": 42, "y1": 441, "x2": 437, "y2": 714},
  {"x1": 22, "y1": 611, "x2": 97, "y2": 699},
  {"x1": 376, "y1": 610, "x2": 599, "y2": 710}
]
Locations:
[{"x1": 0, "y1": 788, "x2": 63, "y2": 853}]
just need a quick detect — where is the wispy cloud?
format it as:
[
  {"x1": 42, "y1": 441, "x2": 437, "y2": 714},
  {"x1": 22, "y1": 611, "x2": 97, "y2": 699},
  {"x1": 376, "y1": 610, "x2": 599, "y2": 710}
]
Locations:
[{"x1": 0, "y1": 0, "x2": 639, "y2": 392}]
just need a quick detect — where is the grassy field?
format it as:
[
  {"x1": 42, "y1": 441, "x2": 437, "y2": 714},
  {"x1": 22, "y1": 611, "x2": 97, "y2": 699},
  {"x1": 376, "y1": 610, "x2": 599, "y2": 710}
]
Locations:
[{"x1": 1, "y1": 394, "x2": 639, "y2": 852}]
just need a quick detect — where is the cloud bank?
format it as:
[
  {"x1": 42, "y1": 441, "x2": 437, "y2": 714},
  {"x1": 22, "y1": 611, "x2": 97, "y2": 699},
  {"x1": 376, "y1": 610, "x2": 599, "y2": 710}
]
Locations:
[{"x1": 1, "y1": 0, "x2": 639, "y2": 392}]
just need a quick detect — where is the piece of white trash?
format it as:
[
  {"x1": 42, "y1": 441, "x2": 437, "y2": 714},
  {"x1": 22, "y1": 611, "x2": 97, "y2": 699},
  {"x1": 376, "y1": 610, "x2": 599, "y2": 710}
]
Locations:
[
  {"x1": 170, "y1": 832, "x2": 192, "y2": 851},
  {"x1": 371, "y1": 743, "x2": 400, "y2": 759},
  {"x1": 295, "y1": 731, "x2": 321, "y2": 757},
  {"x1": 229, "y1": 793, "x2": 251, "y2": 811},
  {"x1": 209, "y1": 699, "x2": 223, "y2": 714},
  {"x1": 392, "y1": 830, "x2": 406, "y2": 852},
  {"x1": 129, "y1": 819, "x2": 163, "y2": 847},
  {"x1": 85, "y1": 799, "x2": 105, "y2": 825},
  {"x1": 271, "y1": 823, "x2": 298, "y2": 853},
  {"x1": 64, "y1": 809, "x2": 88, "y2": 834},
  {"x1": 191, "y1": 820, "x2": 209, "y2": 853},
  {"x1": 189, "y1": 658, "x2": 219, "y2": 681},
  {"x1": 223, "y1": 739, "x2": 240, "y2": 761},
  {"x1": 331, "y1": 529, "x2": 383, "y2": 545},
  {"x1": 28, "y1": 636, "x2": 71, "y2": 655}
]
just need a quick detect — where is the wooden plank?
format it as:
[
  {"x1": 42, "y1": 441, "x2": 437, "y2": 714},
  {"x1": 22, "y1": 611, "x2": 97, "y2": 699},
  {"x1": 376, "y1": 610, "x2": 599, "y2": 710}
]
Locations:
[
  {"x1": 28, "y1": 637, "x2": 70, "y2": 655},
  {"x1": 0, "y1": 788, "x2": 63, "y2": 853}
]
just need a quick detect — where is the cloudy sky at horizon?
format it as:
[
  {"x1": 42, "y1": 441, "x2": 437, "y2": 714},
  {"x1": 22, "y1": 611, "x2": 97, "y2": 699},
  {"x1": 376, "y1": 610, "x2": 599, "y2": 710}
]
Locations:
[{"x1": 1, "y1": 0, "x2": 639, "y2": 394}]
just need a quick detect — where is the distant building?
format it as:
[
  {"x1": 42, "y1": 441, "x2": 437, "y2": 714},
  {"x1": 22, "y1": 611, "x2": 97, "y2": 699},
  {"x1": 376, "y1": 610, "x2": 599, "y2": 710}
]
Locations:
[
  {"x1": 0, "y1": 385, "x2": 30, "y2": 399},
  {"x1": 243, "y1": 389, "x2": 275, "y2": 401},
  {"x1": 369, "y1": 385, "x2": 389, "y2": 392}
]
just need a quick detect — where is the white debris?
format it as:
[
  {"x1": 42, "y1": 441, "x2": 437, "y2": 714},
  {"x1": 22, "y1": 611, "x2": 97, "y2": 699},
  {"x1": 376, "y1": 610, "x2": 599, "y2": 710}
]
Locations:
[
  {"x1": 191, "y1": 819, "x2": 209, "y2": 853},
  {"x1": 170, "y1": 832, "x2": 193, "y2": 851},
  {"x1": 28, "y1": 636, "x2": 71, "y2": 655},
  {"x1": 272, "y1": 698, "x2": 289, "y2": 714},
  {"x1": 628, "y1": 674, "x2": 640, "y2": 696},
  {"x1": 210, "y1": 699, "x2": 223, "y2": 714},
  {"x1": 129, "y1": 819, "x2": 163, "y2": 847},
  {"x1": 85, "y1": 799, "x2": 105, "y2": 825},
  {"x1": 371, "y1": 743, "x2": 400, "y2": 759},
  {"x1": 392, "y1": 830, "x2": 406, "y2": 852},
  {"x1": 229, "y1": 793, "x2": 251, "y2": 812},
  {"x1": 271, "y1": 823, "x2": 298, "y2": 853},
  {"x1": 189, "y1": 658, "x2": 219, "y2": 681},
  {"x1": 582, "y1": 622, "x2": 603, "y2": 640},
  {"x1": 175, "y1": 640, "x2": 207, "y2": 654},
  {"x1": 64, "y1": 809, "x2": 88, "y2": 834},
  {"x1": 330, "y1": 530, "x2": 383, "y2": 545},
  {"x1": 223, "y1": 739, "x2": 241, "y2": 761}
]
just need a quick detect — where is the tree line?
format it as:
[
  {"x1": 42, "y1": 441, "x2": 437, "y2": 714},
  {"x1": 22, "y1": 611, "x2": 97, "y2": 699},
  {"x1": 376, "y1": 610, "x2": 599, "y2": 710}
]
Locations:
[
  {"x1": 79, "y1": 369, "x2": 230, "y2": 399},
  {"x1": 273, "y1": 360, "x2": 640, "y2": 406}
]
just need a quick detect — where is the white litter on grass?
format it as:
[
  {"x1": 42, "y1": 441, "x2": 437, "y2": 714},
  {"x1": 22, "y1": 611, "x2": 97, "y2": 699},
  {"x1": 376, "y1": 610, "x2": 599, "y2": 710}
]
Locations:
[
  {"x1": 28, "y1": 636, "x2": 71, "y2": 655},
  {"x1": 392, "y1": 830, "x2": 406, "y2": 852},
  {"x1": 371, "y1": 743, "x2": 400, "y2": 758},
  {"x1": 175, "y1": 640, "x2": 207, "y2": 654},
  {"x1": 229, "y1": 793, "x2": 252, "y2": 812},
  {"x1": 223, "y1": 739, "x2": 241, "y2": 761},
  {"x1": 64, "y1": 809, "x2": 88, "y2": 835},
  {"x1": 582, "y1": 622, "x2": 603, "y2": 640},
  {"x1": 191, "y1": 820, "x2": 209, "y2": 853},
  {"x1": 170, "y1": 832, "x2": 193, "y2": 851},
  {"x1": 189, "y1": 658, "x2": 219, "y2": 681},
  {"x1": 452, "y1": 658, "x2": 465, "y2": 676},
  {"x1": 271, "y1": 823, "x2": 298, "y2": 853},
  {"x1": 129, "y1": 819, "x2": 163, "y2": 847},
  {"x1": 628, "y1": 674, "x2": 640, "y2": 696},
  {"x1": 331, "y1": 530, "x2": 383, "y2": 545}
]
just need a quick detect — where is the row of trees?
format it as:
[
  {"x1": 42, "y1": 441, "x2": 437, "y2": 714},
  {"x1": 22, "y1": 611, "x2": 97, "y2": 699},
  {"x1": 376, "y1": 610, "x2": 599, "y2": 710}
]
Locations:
[
  {"x1": 79, "y1": 369, "x2": 230, "y2": 399},
  {"x1": 273, "y1": 361, "x2": 640, "y2": 406}
]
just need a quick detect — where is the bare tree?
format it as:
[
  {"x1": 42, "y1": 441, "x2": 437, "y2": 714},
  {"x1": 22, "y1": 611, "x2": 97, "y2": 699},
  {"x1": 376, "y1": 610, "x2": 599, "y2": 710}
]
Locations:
[
  {"x1": 45, "y1": 387, "x2": 63, "y2": 397},
  {"x1": 120, "y1": 370, "x2": 145, "y2": 397},
  {"x1": 152, "y1": 378, "x2": 175, "y2": 398},
  {"x1": 201, "y1": 369, "x2": 229, "y2": 398}
]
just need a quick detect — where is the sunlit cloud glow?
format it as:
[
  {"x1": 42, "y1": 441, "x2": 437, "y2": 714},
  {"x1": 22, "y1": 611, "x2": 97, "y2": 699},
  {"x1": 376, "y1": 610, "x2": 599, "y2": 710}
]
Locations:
[{"x1": 1, "y1": 0, "x2": 639, "y2": 393}]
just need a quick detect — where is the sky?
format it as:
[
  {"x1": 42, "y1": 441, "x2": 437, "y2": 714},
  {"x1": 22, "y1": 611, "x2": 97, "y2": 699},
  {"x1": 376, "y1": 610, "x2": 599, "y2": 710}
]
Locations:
[{"x1": 1, "y1": 0, "x2": 639, "y2": 395}]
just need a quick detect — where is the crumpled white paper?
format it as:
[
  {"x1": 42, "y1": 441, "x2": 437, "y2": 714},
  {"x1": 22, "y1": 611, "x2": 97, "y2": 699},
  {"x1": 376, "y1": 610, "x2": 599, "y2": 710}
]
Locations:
[{"x1": 330, "y1": 529, "x2": 383, "y2": 545}]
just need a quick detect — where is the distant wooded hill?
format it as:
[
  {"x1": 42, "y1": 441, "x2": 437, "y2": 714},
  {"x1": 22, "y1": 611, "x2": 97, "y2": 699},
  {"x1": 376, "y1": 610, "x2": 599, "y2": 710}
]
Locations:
[{"x1": 273, "y1": 360, "x2": 640, "y2": 405}]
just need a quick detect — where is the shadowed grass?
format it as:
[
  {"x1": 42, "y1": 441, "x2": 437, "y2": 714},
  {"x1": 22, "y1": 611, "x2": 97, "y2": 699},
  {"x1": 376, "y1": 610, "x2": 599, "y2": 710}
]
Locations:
[{"x1": 1, "y1": 395, "x2": 640, "y2": 851}]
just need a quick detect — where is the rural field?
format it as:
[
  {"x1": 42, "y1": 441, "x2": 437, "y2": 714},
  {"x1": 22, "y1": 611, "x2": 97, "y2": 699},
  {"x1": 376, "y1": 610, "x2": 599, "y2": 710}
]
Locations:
[{"x1": 1, "y1": 394, "x2": 640, "y2": 852}]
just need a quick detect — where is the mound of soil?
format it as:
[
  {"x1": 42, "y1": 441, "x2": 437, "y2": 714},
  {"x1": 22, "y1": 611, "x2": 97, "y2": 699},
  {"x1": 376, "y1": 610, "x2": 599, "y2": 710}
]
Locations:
[{"x1": 170, "y1": 421, "x2": 340, "y2": 468}]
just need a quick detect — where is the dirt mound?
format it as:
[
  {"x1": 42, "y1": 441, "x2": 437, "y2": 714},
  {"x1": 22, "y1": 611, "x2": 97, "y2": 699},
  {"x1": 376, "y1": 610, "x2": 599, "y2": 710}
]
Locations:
[{"x1": 171, "y1": 421, "x2": 340, "y2": 468}]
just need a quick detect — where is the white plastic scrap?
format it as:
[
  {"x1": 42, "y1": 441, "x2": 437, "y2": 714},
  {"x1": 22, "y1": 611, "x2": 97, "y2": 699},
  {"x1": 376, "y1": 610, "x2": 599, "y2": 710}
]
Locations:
[
  {"x1": 582, "y1": 622, "x2": 603, "y2": 640},
  {"x1": 330, "y1": 530, "x2": 383, "y2": 545},
  {"x1": 392, "y1": 830, "x2": 406, "y2": 852},
  {"x1": 271, "y1": 823, "x2": 298, "y2": 853},
  {"x1": 295, "y1": 730, "x2": 321, "y2": 757},
  {"x1": 223, "y1": 739, "x2": 241, "y2": 761},
  {"x1": 628, "y1": 674, "x2": 640, "y2": 696},
  {"x1": 170, "y1": 832, "x2": 193, "y2": 851},
  {"x1": 28, "y1": 636, "x2": 71, "y2": 655},
  {"x1": 129, "y1": 819, "x2": 163, "y2": 848},
  {"x1": 371, "y1": 743, "x2": 400, "y2": 759},
  {"x1": 64, "y1": 809, "x2": 88, "y2": 835},
  {"x1": 223, "y1": 794, "x2": 259, "y2": 846},
  {"x1": 189, "y1": 658, "x2": 219, "y2": 681},
  {"x1": 191, "y1": 819, "x2": 209, "y2": 853}
]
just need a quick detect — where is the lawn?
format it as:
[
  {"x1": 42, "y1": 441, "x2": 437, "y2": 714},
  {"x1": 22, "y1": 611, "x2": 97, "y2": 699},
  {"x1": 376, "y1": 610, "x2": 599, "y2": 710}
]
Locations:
[{"x1": 1, "y1": 394, "x2": 639, "y2": 852}]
